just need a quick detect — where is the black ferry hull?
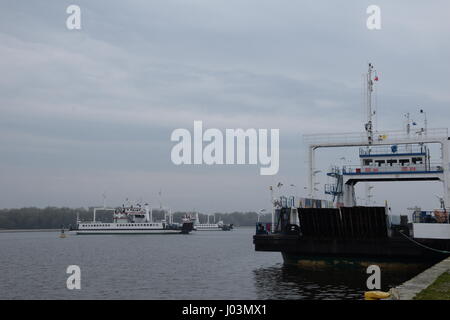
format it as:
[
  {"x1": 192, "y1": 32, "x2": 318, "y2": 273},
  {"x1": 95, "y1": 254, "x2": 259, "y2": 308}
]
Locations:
[
  {"x1": 254, "y1": 206, "x2": 450, "y2": 264},
  {"x1": 254, "y1": 234, "x2": 450, "y2": 264}
]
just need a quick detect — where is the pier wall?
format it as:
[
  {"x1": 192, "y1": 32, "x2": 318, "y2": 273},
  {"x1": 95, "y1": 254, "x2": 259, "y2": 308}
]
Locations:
[{"x1": 395, "y1": 257, "x2": 450, "y2": 300}]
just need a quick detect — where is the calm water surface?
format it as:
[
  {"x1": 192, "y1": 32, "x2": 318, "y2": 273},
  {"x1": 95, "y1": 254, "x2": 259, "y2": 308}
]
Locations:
[{"x1": 0, "y1": 228, "x2": 429, "y2": 299}]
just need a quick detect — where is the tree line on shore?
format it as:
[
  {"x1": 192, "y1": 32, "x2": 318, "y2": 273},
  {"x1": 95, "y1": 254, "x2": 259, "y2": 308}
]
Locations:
[{"x1": 0, "y1": 207, "x2": 272, "y2": 230}]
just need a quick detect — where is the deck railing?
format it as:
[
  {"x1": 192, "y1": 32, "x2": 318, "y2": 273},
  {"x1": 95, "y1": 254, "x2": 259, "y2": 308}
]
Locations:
[
  {"x1": 342, "y1": 163, "x2": 443, "y2": 174},
  {"x1": 304, "y1": 128, "x2": 448, "y2": 146},
  {"x1": 359, "y1": 145, "x2": 427, "y2": 156},
  {"x1": 413, "y1": 210, "x2": 449, "y2": 224}
]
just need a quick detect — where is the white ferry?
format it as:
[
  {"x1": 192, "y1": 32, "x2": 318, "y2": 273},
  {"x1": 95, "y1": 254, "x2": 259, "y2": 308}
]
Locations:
[
  {"x1": 71, "y1": 203, "x2": 194, "y2": 235},
  {"x1": 193, "y1": 213, "x2": 233, "y2": 231}
]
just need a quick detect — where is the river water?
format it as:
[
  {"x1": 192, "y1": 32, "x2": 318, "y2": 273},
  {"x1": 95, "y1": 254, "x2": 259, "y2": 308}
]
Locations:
[{"x1": 0, "y1": 228, "x2": 430, "y2": 299}]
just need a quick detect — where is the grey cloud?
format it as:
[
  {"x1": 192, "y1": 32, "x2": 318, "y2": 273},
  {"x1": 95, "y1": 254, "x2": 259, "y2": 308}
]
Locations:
[{"x1": 0, "y1": 0, "x2": 449, "y2": 212}]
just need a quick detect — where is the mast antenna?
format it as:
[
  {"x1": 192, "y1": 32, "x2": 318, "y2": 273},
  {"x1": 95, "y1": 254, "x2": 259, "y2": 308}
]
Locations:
[
  {"x1": 364, "y1": 63, "x2": 378, "y2": 144},
  {"x1": 102, "y1": 193, "x2": 106, "y2": 208}
]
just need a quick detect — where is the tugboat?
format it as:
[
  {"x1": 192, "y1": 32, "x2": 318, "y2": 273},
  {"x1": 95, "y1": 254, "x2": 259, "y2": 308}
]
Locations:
[
  {"x1": 71, "y1": 203, "x2": 194, "y2": 235},
  {"x1": 253, "y1": 63, "x2": 450, "y2": 264}
]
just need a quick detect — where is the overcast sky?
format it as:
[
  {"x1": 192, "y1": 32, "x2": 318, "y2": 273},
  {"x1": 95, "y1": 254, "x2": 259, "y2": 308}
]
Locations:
[{"x1": 1, "y1": 1, "x2": 449, "y2": 213}]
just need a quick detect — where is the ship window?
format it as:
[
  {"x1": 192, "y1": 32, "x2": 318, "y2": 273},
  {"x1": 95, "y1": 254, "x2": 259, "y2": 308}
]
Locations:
[
  {"x1": 399, "y1": 159, "x2": 410, "y2": 166},
  {"x1": 387, "y1": 159, "x2": 397, "y2": 166},
  {"x1": 412, "y1": 157, "x2": 423, "y2": 164},
  {"x1": 375, "y1": 160, "x2": 385, "y2": 166},
  {"x1": 363, "y1": 159, "x2": 372, "y2": 166}
]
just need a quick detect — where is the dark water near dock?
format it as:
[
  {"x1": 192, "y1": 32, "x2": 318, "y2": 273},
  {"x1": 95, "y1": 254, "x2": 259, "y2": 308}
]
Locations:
[{"x1": 0, "y1": 228, "x2": 431, "y2": 299}]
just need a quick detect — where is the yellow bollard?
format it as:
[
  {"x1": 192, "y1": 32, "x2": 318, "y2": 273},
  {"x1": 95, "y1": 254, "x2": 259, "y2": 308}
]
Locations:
[{"x1": 364, "y1": 291, "x2": 391, "y2": 300}]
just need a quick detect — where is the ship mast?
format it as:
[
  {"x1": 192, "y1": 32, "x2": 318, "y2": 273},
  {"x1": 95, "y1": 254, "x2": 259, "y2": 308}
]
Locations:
[{"x1": 364, "y1": 63, "x2": 377, "y2": 145}]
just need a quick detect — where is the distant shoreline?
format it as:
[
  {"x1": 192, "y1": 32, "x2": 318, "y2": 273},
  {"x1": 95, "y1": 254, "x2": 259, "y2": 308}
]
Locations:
[{"x1": 0, "y1": 229, "x2": 60, "y2": 233}]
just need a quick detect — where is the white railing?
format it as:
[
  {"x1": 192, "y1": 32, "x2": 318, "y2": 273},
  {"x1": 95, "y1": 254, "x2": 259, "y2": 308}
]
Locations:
[
  {"x1": 342, "y1": 164, "x2": 444, "y2": 174},
  {"x1": 359, "y1": 145, "x2": 426, "y2": 156},
  {"x1": 304, "y1": 128, "x2": 448, "y2": 146}
]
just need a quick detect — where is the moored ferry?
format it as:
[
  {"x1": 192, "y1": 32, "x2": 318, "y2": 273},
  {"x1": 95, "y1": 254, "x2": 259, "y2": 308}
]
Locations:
[{"x1": 254, "y1": 64, "x2": 450, "y2": 264}]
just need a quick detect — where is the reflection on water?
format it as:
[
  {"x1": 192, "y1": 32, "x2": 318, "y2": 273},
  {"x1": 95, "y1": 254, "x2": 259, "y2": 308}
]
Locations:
[{"x1": 253, "y1": 261, "x2": 433, "y2": 300}]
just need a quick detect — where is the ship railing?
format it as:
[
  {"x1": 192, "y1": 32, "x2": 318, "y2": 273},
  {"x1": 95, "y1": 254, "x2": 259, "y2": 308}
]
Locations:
[
  {"x1": 326, "y1": 166, "x2": 342, "y2": 176},
  {"x1": 413, "y1": 210, "x2": 449, "y2": 224},
  {"x1": 342, "y1": 163, "x2": 444, "y2": 174},
  {"x1": 359, "y1": 144, "x2": 427, "y2": 156},
  {"x1": 324, "y1": 184, "x2": 341, "y2": 195},
  {"x1": 304, "y1": 128, "x2": 448, "y2": 146}
]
